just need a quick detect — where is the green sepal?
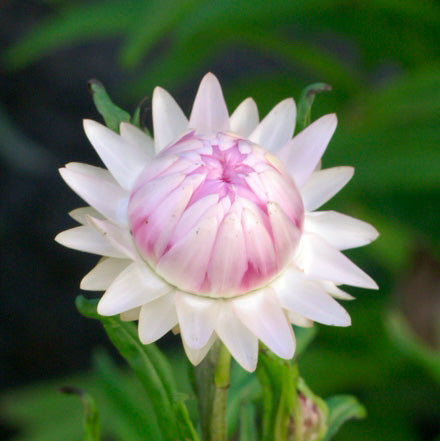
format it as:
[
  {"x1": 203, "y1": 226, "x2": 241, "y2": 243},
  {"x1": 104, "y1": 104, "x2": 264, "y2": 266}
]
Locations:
[
  {"x1": 87, "y1": 79, "x2": 130, "y2": 132},
  {"x1": 323, "y1": 395, "x2": 366, "y2": 441},
  {"x1": 75, "y1": 296, "x2": 186, "y2": 441},
  {"x1": 296, "y1": 83, "x2": 332, "y2": 131},
  {"x1": 59, "y1": 386, "x2": 100, "y2": 441}
]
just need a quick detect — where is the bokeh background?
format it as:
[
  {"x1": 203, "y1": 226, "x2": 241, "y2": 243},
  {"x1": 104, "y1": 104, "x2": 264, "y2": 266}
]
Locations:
[{"x1": 1, "y1": 1, "x2": 440, "y2": 440}]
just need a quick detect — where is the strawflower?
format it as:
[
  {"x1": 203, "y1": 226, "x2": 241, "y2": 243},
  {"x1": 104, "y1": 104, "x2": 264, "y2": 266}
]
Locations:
[{"x1": 56, "y1": 73, "x2": 378, "y2": 372}]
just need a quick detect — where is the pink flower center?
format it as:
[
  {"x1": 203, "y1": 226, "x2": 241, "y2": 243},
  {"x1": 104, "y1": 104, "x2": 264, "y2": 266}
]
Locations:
[{"x1": 128, "y1": 132, "x2": 304, "y2": 298}]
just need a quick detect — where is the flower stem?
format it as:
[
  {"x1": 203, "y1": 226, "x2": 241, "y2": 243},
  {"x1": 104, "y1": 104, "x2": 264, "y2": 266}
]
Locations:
[
  {"x1": 194, "y1": 341, "x2": 231, "y2": 441},
  {"x1": 211, "y1": 343, "x2": 231, "y2": 441}
]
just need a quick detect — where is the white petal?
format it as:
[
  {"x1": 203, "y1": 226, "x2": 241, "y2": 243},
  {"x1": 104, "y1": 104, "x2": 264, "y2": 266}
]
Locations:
[
  {"x1": 320, "y1": 281, "x2": 354, "y2": 300},
  {"x1": 304, "y1": 211, "x2": 379, "y2": 250},
  {"x1": 120, "y1": 307, "x2": 141, "y2": 321},
  {"x1": 182, "y1": 332, "x2": 217, "y2": 366},
  {"x1": 207, "y1": 212, "x2": 247, "y2": 295},
  {"x1": 55, "y1": 226, "x2": 125, "y2": 258},
  {"x1": 119, "y1": 122, "x2": 154, "y2": 155},
  {"x1": 287, "y1": 311, "x2": 314, "y2": 328},
  {"x1": 97, "y1": 262, "x2": 172, "y2": 316},
  {"x1": 249, "y1": 98, "x2": 296, "y2": 152},
  {"x1": 138, "y1": 291, "x2": 178, "y2": 344},
  {"x1": 215, "y1": 302, "x2": 258, "y2": 372},
  {"x1": 175, "y1": 292, "x2": 219, "y2": 350},
  {"x1": 87, "y1": 216, "x2": 138, "y2": 260},
  {"x1": 296, "y1": 233, "x2": 378, "y2": 289},
  {"x1": 189, "y1": 73, "x2": 230, "y2": 134},
  {"x1": 229, "y1": 98, "x2": 259, "y2": 137},
  {"x1": 300, "y1": 167, "x2": 354, "y2": 210},
  {"x1": 60, "y1": 164, "x2": 129, "y2": 225},
  {"x1": 232, "y1": 290, "x2": 295, "y2": 359},
  {"x1": 156, "y1": 216, "x2": 219, "y2": 293},
  {"x1": 152, "y1": 87, "x2": 188, "y2": 153},
  {"x1": 80, "y1": 257, "x2": 131, "y2": 291},
  {"x1": 278, "y1": 114, "x2": 337, "y2": 187},
  {"x1": 83, "y1": 119, "x2": 150, "y2": 190},
  {"x1": 69, "y1": 206, "x2": 102, "y2": 224},
  {"x1": 274, "y1": 268, "x2": 351, "y2": 326}
]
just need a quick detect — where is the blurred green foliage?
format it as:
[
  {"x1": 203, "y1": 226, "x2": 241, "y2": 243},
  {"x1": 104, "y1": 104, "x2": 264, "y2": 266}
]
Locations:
[{"x1": 2, "y1": 0, "x2": 440, "y2": 440}]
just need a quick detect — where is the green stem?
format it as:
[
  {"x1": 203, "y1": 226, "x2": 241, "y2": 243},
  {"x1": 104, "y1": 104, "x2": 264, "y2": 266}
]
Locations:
[
  {"x1": 194, "y1": 341, "x2": 231, "y2": 441},
  {"x1": 211, "y1": 343, "x2": 231, "y2": 441}
]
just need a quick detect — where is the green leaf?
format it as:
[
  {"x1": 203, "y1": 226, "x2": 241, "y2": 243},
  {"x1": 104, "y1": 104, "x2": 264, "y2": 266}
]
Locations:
[
  {"x1": 75, "y1": 296, "x2": 180, "y2": 441},
  {"x1": 119, "y1": 0, "x2": 202, "y2": 68},
  {"x1": 323, "y1": 395, "x2": 366, "y2": 441},
  {"x1": 2, "y1": 1, "x2": 138, "y2": 71},
  {"x1": 87, "y1": 79, "x2": 131, "y2": 132},
  {"x1": 386, "y1": 311, "x2": 440, "y2": 383},
  {"x1": 59, "y1": 387, "x2": 100, "y2": 441},
  {"x1": 174, "y1": 399, "x2": 201, "y2": 441},
  {"x1": 92, "y1": 350, "x2": 163, "y2": 441},
  {"x1": 296, "y1": 83, "x2": 332, "y2": 131},
  {"x1": 239, "y1": 403, "x2": 258, "y2": 441}
]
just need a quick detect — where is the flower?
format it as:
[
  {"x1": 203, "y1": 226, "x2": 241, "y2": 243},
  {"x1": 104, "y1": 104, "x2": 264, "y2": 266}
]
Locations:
[{"x1": 56, "y1": 73, "x2": 378, "y2": 372}]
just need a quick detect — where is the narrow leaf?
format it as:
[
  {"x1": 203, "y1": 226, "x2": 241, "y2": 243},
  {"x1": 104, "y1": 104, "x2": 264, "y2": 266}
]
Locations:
[
  {"x1": 87, "y1": 79, "x2": 131, "y2": 132},
  {"x1": 59, "y1": 386, "x2": 100, "y2": 441},
  {"x1": 296, "y1": 83, "x2": 332, "y2": 131},
  {"x1": 323, "y1": 395, "x2": 366, "y2": 441},
  {"x1": 76, "y1": 296, "x2": 180, "y2": 441}
]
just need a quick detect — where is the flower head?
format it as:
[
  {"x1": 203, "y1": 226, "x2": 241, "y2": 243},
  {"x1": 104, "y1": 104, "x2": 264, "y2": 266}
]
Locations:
[{"x1": 56, "y1": 73, "x2": 378, "y2": 371}]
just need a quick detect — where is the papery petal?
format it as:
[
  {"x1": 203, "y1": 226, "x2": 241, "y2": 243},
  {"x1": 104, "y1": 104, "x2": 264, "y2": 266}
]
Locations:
[
  {"x1": 267, "y1": 201, "x2": 301, "y2": 265},
  {"x1": 249, "y1": 98, "x2": 296, "y2": 152},
  {"x1": 152, "y1": 86, "x2": 188, "y2": 152},
  {"x1": 120, "y1": 307, "x2": 141, "y2": 321},
  {"x1": 320, "y1": 281, "x2": 354, "y2": 300},
  {"x1": 60, "y1": 163, "x2": 129, "y2": 225},
  {"x1": 296, "y1": 233, "x2": 378, "y2": 289},
  {"x1": 300, "y1": 167, "x2": 354, "y2": 210},
  {"x1": 274, "y1": 268, "x2": 351, "y2": 326},
  {"x1": 182, "y1": 332, "x2": 217, "y2": 366},
  {"x1": 189, "y1": 73, "x2": 230, "y2": 133},
  {"x1": 69, "y1": 206, "x2": 102, "y2": 224},
  {"x1": 97, "y1": 262, "x2": 172, "y2": 316},
  {"x1": 87, "y1": 216, "x2": 138, "y2": 260},
  {"x1": 230, "y1": 98, "x2": 259, "y2": 137},
  {"x1": 304, "y1": 211, "x2": 379, "y2": 250},
  {"x1": 119, "y1": 122, "x2": 154, "y2": 156},
  {"x1": 175, "y1": 292, "x2": 219, "y2": 349},
  {"x1": 135, "y1": 174, "x2": 205, "y2": 259},
  {"x1": 81, "y1": 257, "x2": 131, "y2": 290},
  {"x1": 156, "y1": 216, "x2": 219, "y2": 292},
  {"x1": 242, "y1": 208, "x2": 276, "y2": 275},
  {"x1": 83, "y1": 120, "x2": 150, "y2": 190},
  {"x1": 278, "y1": 114, "x2": 337, "y2": 187},
  {"x1": 216, "y1": 302, "x2": 258, "y2": 372},
  {"x1": 232, "y1": 289, "x2": 295, "y2": 359},
  {"x1": 138, "y1": 291, "x2": 178, "y2": 344},
  {"x1": 287, "y1": 311, "x2": 314, "y2": 328},
  {"x1": 55, "y1": 226, "x2": 125, "y2": 258},
  {"x1": 207, "y1": 212, "x2": 247, "y2": 295}
]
